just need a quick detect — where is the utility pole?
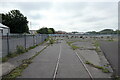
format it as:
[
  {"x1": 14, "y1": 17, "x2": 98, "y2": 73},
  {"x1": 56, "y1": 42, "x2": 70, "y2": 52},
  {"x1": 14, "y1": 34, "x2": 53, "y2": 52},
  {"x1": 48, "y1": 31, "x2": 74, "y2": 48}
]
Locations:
[{"x1": 29, "y1": 21, "x2": 31, "y2": 29}]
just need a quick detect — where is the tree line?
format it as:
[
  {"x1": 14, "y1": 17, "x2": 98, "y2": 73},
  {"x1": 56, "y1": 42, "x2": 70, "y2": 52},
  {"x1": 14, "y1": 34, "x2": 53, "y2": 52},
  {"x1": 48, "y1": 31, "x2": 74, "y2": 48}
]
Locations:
[{"x1": 86, "y1": 29, "x2": 120, "y2": 34}]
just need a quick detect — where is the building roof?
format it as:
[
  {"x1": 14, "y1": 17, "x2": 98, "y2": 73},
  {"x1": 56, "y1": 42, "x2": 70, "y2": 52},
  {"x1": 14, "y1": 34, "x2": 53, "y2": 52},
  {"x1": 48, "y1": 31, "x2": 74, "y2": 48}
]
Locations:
[{"x1": 0, "y1": 23, "x2": 9, "y2": 29}]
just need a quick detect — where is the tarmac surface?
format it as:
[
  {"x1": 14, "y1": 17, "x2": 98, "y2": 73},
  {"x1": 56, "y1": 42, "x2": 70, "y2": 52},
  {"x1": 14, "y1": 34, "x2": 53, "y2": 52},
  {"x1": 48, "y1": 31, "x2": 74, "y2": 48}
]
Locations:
[
  {"x1": 18, "y1": 39, "x2": 112, "y2": 79},
  {"x1": 19, "y1": 41, "x2": 90, "y2": 78},
  {"x1": 99, "y1": 41, "x2": 119, "y2": 75}
]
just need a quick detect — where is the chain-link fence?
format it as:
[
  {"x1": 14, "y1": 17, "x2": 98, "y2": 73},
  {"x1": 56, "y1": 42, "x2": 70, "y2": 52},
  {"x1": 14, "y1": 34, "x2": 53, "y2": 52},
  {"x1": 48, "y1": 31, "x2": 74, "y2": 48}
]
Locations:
[{"x1": 1, "y1": 34, "x2": 49, "y2": 57}]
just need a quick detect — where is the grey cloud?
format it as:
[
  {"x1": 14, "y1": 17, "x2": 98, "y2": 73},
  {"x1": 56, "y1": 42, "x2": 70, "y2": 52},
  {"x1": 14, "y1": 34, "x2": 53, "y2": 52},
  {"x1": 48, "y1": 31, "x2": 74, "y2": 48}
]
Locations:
[
  {"x1": 2, "y1": 2, "x2": 52, "y2": 12},
  {"x1": 28, "y1": 14, "x2": 43, "y2": 20},
  {"x1": 82, "y1": 17, "x2": 107, "y2": 22},
  {"x1": 57, "y1": 2, "x2": 88, "y2": 11},
  {"x1": 1, "y1": 2, "x2": 118, "y2": 32},
  {"x1": 17, "y1": 2, "x2": 52, "y2": 11}
]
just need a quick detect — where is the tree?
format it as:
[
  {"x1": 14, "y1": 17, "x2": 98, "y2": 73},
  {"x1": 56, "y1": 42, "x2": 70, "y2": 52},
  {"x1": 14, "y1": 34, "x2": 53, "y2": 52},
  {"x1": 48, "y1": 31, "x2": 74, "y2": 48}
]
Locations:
[
  {"x1": 72, "y1": 31, "x2": 78, "y2": 34},
  {"x1": 1, "y1": 10, "x2": 29, "y2": 33},
  {"x1": 37, "y1": 27, "x2": 48, "y2": 34},
  {"x1": 49, "y1": 28, "x2": 55, "y2": 34},
  {"x1": 37, "y1": 27, "x2": 55, "y2": 34},
  {"x1": 86, "y1": 31, "x2": 99, "y2": 34},
  {"x1": 48, "y1": 28, "x2": 53, "y2": 34},
  {"x1": 114, "y1": 30, "x2": 120, "y2": 34},
  {"x1": 100, "y1": 29, "x2": 114, "y2": 34}
]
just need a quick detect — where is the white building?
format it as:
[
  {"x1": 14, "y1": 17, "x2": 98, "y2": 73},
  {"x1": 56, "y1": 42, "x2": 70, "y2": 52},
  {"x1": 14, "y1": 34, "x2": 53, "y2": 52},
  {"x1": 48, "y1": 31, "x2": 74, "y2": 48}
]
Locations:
[
  {"x1": 0, "y1": 23, "x2": 10, "y2": 35},
  {"x1": 29, "y1": 30, "x2": 37, "y2": 34}
]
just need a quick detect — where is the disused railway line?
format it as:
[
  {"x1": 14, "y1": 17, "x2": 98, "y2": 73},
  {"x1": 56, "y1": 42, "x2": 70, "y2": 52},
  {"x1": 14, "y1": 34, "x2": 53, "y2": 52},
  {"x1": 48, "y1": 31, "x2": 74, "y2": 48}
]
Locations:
[{"x1": 52, "y1": 40, "x2": 94, "y2": 80}]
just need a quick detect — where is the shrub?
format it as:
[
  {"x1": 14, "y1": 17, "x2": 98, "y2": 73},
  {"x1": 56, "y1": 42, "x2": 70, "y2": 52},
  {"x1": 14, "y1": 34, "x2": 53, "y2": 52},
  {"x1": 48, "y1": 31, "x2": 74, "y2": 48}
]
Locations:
[
  {"x1": 16, "y1": 45, "x2": 26, "y2": 54},
  {"x1": 49, "y1": 38, "x2": 54, "y2": 44}
]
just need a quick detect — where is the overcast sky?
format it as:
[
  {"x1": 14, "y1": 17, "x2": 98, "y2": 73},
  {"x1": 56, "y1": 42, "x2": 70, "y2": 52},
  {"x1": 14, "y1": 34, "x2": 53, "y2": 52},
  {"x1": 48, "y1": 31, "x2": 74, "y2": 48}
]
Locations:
[{"x1": 0, "y1": 0, "x2": 119, "y2": 32}]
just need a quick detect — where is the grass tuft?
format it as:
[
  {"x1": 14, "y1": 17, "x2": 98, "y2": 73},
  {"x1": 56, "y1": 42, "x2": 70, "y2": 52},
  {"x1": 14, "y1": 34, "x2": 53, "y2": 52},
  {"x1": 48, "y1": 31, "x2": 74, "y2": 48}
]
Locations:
[
  {"x1": 66, "y1": 41, "x2": 79, "y2": 50},
  {"x1": 85, "y1": 61, "x2": 110, "y2": 73},
  {"x1": 71, "y1": 45, "x2": 80, "y2": 50},
  {"x1": 16, "y1": 46, "x2": 26, "y2": 54},
  {"x1": 2, "y1": 59, "x2": 32, "y2": 79},
  {"x1": 93, "y1": 41, "x2": 101, "y2": 52},
  {"x1": 49, "y1": 37, "x2": 55, "y2": 44}
]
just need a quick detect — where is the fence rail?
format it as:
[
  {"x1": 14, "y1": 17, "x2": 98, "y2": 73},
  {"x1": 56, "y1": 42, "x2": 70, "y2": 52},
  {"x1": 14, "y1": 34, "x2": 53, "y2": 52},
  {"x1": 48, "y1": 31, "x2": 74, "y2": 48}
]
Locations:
[{"x1": 1, "y1": 34, "x2": 49, "y2": 57}]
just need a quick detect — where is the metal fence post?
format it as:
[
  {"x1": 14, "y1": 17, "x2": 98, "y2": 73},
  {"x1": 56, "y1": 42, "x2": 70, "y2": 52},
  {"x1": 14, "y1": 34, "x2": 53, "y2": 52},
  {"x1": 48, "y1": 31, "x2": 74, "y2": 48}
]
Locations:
[
  {"x1": 42, "y1": 34, "x2": 44, "y2": 42},
  {"x1": 36, "y1": 35, "x2": 38, "y2": 45},
  {"x1": 7, "y1": 33, "x2": 9, "y2": 55},
  {"x1": 43, "y1": 34, "x2": 44, "y2": 41},
  {"x1": 41, "y1": 34, "x2": 43, "y2": 42},
  {"x1": 33, "y1": 35, "x2": 35, "y2": 46},
  {"x1": 24, "y1": 33, "x2": 26, "y2": 50}
]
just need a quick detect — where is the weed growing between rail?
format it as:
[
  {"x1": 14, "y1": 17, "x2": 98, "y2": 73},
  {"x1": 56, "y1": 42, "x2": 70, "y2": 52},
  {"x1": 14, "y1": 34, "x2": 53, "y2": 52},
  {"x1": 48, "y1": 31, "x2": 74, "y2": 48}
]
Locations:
[
  {"x1": 93, "y1": 41, "x2": 102, "y2": 53},
  {"x1": 66, "y1": 41, "x2": 79, "y2": 50},
  {"x1": 85, "y1": 61, "x2": 110, "y2": 73}
]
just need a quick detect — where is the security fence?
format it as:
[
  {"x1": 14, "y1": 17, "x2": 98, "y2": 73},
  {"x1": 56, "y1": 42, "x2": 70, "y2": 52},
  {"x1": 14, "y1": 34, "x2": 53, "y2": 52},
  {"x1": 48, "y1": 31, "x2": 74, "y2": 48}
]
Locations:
[{"x1": 1, "y1": 34, "x2": 49, "y2": 57}]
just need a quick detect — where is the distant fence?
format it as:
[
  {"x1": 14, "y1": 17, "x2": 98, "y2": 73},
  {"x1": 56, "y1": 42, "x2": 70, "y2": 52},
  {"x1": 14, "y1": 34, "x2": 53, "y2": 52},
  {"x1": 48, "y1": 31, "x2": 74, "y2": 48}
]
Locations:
[
  {"x1": 49, "y1": 34, "x2": 117, "y2": 38},
  {"x1": 1, "y1": 34, "x2": 49, "y2": 57}
]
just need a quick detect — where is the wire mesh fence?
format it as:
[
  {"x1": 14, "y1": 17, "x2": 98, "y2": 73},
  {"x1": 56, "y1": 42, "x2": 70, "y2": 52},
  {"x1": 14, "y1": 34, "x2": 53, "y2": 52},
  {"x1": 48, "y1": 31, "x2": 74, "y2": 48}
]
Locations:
[{"x1": 1, "y1": 34, "x2": 49, "y2": 57}]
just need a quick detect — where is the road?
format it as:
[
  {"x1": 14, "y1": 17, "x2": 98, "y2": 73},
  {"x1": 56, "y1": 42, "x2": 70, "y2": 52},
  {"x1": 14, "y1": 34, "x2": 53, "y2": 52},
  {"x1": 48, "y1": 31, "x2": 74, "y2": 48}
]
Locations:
[
  {"x1": 99, "y1": 41, "x2": 119, "y2": 75},
  {"x1": 18, "y1": 40, "x2": 91, "y2": 79}
]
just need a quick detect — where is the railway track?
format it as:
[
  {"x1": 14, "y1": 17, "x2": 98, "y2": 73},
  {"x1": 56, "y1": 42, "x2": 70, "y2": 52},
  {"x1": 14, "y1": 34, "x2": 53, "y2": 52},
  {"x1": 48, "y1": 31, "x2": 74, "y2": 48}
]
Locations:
[
  {"x1": 52, "y1": 41, "x2": 94, "y2": 80},
  {"x1": 53, "y1": 43, "x2": 61, "y2": 80},
  {"x1": 75, "y1": 52, "x2": 94, "y2": 80}
]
